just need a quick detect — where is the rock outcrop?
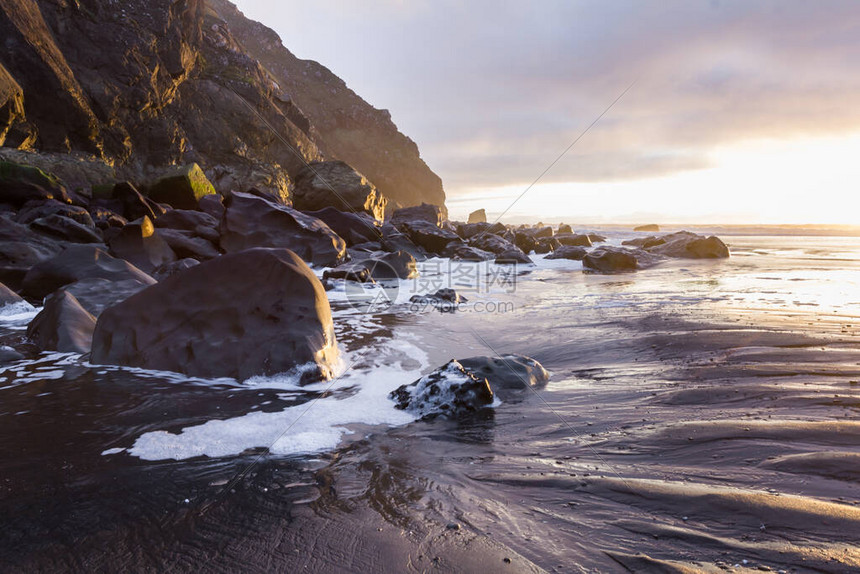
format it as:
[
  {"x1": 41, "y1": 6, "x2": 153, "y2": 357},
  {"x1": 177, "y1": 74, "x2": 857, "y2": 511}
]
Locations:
[
  {"x1": 91, "y1": 248, "x2": 339, "y2": 382},
  {"x1": 293, "y1": 161, "x2": 387, "y2": 222},
  {"x1": 0, "y1": 0, "x2": 445, "y2": 208}
]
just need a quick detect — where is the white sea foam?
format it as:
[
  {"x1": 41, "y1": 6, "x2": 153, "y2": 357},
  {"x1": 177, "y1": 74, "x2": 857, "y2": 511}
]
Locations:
[
  {"x1": 128, "y1": 338, "x2": 428, "y2": 461},
  {"x1": 0, "y1": 301, "x2": 38, "y2": 329}
]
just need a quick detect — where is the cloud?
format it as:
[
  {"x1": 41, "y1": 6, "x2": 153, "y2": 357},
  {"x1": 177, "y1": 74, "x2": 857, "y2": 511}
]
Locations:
[{"x1": 235, "y1": 0, "x2": 860, "y2": 196}]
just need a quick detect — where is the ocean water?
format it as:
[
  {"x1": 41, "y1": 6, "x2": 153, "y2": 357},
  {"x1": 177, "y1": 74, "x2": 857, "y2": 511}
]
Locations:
[{"x1": 2, "y1": 233, "x2": 859, "y2": 571}]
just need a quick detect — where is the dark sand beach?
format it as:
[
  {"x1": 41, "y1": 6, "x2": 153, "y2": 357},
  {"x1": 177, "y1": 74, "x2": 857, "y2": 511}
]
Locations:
[{"x1": 2, "y1": 234, "x2": 859, "y2": 572}]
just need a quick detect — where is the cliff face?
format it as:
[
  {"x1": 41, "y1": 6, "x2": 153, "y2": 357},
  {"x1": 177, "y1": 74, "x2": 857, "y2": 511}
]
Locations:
[{"x1": 0, "y1": 0, "x2": 445, "y2": 208}]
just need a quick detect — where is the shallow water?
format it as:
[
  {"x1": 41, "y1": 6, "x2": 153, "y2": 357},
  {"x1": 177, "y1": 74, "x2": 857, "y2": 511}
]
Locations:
[{"x1": 2, "y1": 234, "x2": 860, "y2": 572}]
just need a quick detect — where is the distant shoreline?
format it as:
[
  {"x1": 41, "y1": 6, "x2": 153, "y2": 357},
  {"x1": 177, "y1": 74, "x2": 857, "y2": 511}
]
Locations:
[{"x1": 493, "y1": 223, "x2": 860, "y2": 237}]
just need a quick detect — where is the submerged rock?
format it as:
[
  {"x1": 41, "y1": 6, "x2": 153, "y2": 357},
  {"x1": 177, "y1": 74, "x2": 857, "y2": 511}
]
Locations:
[
  {"x1": 458, "y1": 355, "x2": 550, "y2": 397},
  {"x1": 410, "y1": 288, "x2": 468, "y2": 305},
  {"x1": 219, "y1": 192, "x2": 347, "y2": 267},
  {"x1": 293, "y1": 160, "x2": 387, "y2": 223},
  {"x1": 389, "y1": 360, "x2": 494, "y2": 419},
  {"x1": 91, "y1": 248, "x2": 339, "y2": 382},
  {"x1": 26, "y1": 290, "x2": 96, "y2": 353}
]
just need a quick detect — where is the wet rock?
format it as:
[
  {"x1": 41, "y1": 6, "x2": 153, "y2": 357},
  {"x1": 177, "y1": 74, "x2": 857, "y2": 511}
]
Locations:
[
  {"x1": 514, "y1": 231, "x2": 536, "y2": 254},
  {"x1": 0, "y1": 161, "x2": 70, "y2": 206},
  {"x1": 305, "y1": 207, "x2": 381, "y2": 247},
  {"x1": 21, "y1": 244, "x2": 155, "y2": 301},
  {"x1": 468, "y1": 209, "x2": 487, "y2": 224},
  {"x1": 647, "y1": 231, "x2": 730, "y2": 259},
  {"x1": 401, "y1": 220, "x2": 462, "y2": 255},
  {"x1": 107, "y1": 216, "x2": 176, "y2": 273},
  {"x1": 147, "y1": 164, "x2": 216, "y2": 210},
  {"x1": 26, "y1": 290, "x2": 96, "y2": 353},
  {"x1": 293, "y1": 160, "x2": 388, "y2": 222},
  {"x1": 469, "y1": 233, "x2": 517, "y2": 255},
  {"x1": 534, "y1": 237, "x2": 561, "y2": 254},
  {"x1": 457, "y1": 222, "x2": 490, "y2": 240},
  {"x1": 154, "y1": 229, "x2": 220, "y2": 261},
  {"x1": 91, "y1": 248, "x2": 339, "y2": 382},
  {"x1": 324, "y1": 251, "x2": 418, "y2": 282},
  {"x1": 555, "y1": 233, "x2": 593, "y2": 247},
  {"x1": 583, "y1": 246, "x2": 659, "y2": 273},
  {"x1": 0, "y1": 282, "x2": 23, "y2": 306},
  {"x1": 557, "y1": 224, "x2": 573, "y2": 235},
  {"x1": 442, "y1": 243, "x2": 495, "y2": 261},
  {"x1": 545, "y1": 246, "x2": 587, "y2": 260},
  {"x1": 349, "y1": 241, "x2": 383, "y2": 254},
  {"x1": 219, "y1": 192, "x2": 347, "y2": 267},
  {"x1": 458, "y1": 355, "x2": 550, "y2": 398},
  {"x1": 0, "y1": 346, "x2": 24, "y2": 363},
  {"x1": 623, "y1": 236, "x2": 666, "y2": 249},
  {"x1": 152, "y1": 258, "x2": 200, "y2": 281},
  {"x1": 30, "y1": 214, "x2": 102, "y2": 243},
  {"x1": 391, "y1": 203, "x2": 445, "y2": 228},
  {"x1": 495, "y1": 248, "x2": 533, "y2": 265},
  {"x1": 588, "y1": 233, "x2": 607, "y2": 244},
  {"x1": 635, "y1": 224, "x2": 660, "y2": 232},
  {"x1": 410, "y1": 288, "x2": 468, "y2": 305},
  {"x1": 389, "y1": 360, "x2": 494, "y2": 419}
]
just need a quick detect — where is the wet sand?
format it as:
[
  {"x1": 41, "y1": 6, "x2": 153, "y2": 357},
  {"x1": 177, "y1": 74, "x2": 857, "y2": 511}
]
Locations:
[{"x1": 3, "y1": 237, "x2": 860, "y2": 572}]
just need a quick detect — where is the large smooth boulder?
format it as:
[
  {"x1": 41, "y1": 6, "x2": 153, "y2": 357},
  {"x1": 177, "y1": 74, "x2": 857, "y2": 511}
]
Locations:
[
  {"x1": 219, "y1": 192, "x2": 347, "y2": 267},
  {"x1": 293, "y1": 161, "x2": 388, "y2": 223},
  {"x1": 399, "y1": 220, "x2": 461, "y2": 255},
  {"x1": 0, "y1": 162, "x2": 70, "y2": 206},
  {"x1": 154, "y1": 229, "x2": 220, "y2": 261},
  {"x1": 147, "y1": 164, "x2": 216, "y2": 210},
  {"x1": 391, "y1": 203, "x2": 445, "y2": 228},
  {"x1": 91, "y1": 248, "x2": 339, "y2": 382},
  {"x1": 26, "y1": 290, "x2": 96, "y2": 353},
  {"x1": 496, "y1": 248, "x2": 532, "y2": 265},
  {"x1": 305, "y1": 207, "x2": 381, "y2": 246},
  {"x1": 0, "y1": 282, "x2": 24, "y2": 308},
  {"x1": 469, "y1": 233, "x2": 517, "y2": 255},
  {"x1": 389, "y1": 360, "x2": 494, "y2": 419},
  {"x1": 16, "y1": 200, "x2": 94, "y2": 227},
  {"x1": 647, "y1": 231, "x2": 730, "y2": 259},
  {"x1": 467, "y1": 209, "x2": 487, "y2": 224},
  {"x1": 21, "y1": 245, "x2": 155, "y2": 301},
  {"x1": 107, "y1": 216, "x2": 176, "y2": 273},
  {"x1": 62, "y1": 277, "x2": 153, "y2": 318}
]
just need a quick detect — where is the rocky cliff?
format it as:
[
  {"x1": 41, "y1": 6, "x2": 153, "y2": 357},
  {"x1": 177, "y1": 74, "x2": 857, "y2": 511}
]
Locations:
[{"x1": 0, "y1": 0, "x2": 445, "y2": 208}]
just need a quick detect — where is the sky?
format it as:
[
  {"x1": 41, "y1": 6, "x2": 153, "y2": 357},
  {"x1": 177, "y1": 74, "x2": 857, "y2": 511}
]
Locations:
[{"x1": 233, "y1": 0, "x2": 860, "y2": 224}]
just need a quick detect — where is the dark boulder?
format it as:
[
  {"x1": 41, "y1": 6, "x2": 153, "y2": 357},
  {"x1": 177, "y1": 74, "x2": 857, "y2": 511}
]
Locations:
[
  {"x1": 469, "y1": 233, "x2": 516, "y2": 255},
  {"x1": 21, "y1": 245, "x2": 155, "y2": 301},
  {"x1": 16, "y1": 200, "x2": 94, "y2": 227},
  {"x1": 458, "y1": 354, "x2": 549, "y2": 399},
  {"x1": 293, "y1": 160, "x2": 388, "y2": 223},
  {"x1": 112, "y1": 182, "x2": 165, "y2": 222},
  {"x1": 107, "y1": 216, "x2": 176, "y2": 273},
  {"x1": 456, "y1": 222, "x2": 490, "y2": 240},
  {"x1": 647, "y1": 231, "x2": 730, "y2": 259},
  {"x1": 555, "y1": 233, "x2": 593, "y2": 247},
  {"x1": 583, "y1": 247, "x2": 659, "y2": 273},
  {"x1": 0, "y1": 282, "x2": 23, "y2": 307},
  {"x1": 147, "y1": 164, "x2": 216, "y2": 210},
  {"x1": 89, "y1": 207, "x2": 127, "y2": 230},
  {"x1": 349, "y1": 241, "x2": 383, "y2": 254},
  {"x1": 389, "y1": 360, "x2": 494, "y2": 419},
  {"x1": 401, "y1": 220, "x2": 462, "y2": 255},
  {"x1": 324, "y1": 250, "x2": 418, "y2": 282},
  {"x1": 154, "y1": 229, "x2": 220, "y2": 261},
  {"x1": 153, "y1": 208, "x2": 219, "y2": 233},
  {"x1": 30, "y1": 214, "x2": 102, "y2": 243},
  {"x1": 91, "y1": 248, "x2": 339, "y2": 382},
  {"x1": 557, "y1": 224, "x2": 573, "y2": 235},
  {"x1": 496, "y1": 248, "x2": 533, "y2": 265},
  {"x1": 514, "y1": 231, "x2": 537, "y2": 254},
  {"x1": 588, "y1": 233, "x2": 607, "y2": 244},
  {"x1": 198, "y1": 194, "x2": 225, "y2": 221},
  {"x1": 410, "y1": 288, "x2": 468, "y2": 305},
  {"x1": 219, "y1": 192, "x2": 347, "y2": 267},
  {"x1": 545, "y1": 246, "x2": 587, "y2": 261},
  {"x1": 0, "y1": 215, "x2": 63, "y2": 290},
  {"x1": 391, "y1": 203, "x2": 445, "y2": 228},
  {"x1": 0, "y1": 161, "x2": 70, "y2": 206},
  {"x1": 26, "y1": 290, "x2": 96, "y2": 354},
  {"x1": 533, "y1": 237, "x2": 561, "y2": 254},
  {"x1": 305, "y1": 207, "x2": 381, "y2": 246},
  {"x1": 623, "y1": 236, "x2": 666, "y2": 249},
  {"x1": 152, "y1": 258, "x2": 200, "y2": 281},
  {"x1": 63, "y1": 277, "x2": 154, "y2": 318},
  {"x1": 380, "y1": 227, "x2": 428, "y2": 261},
  {"x1": 442, "y1": 243, "x2": 495, "y2": 261},
  {"x1": 486, "y1": 222, "x2": 508, "y2": 236},
  {"x1": 467, "y1": 209, "x2": 487, "y2": 224}
]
